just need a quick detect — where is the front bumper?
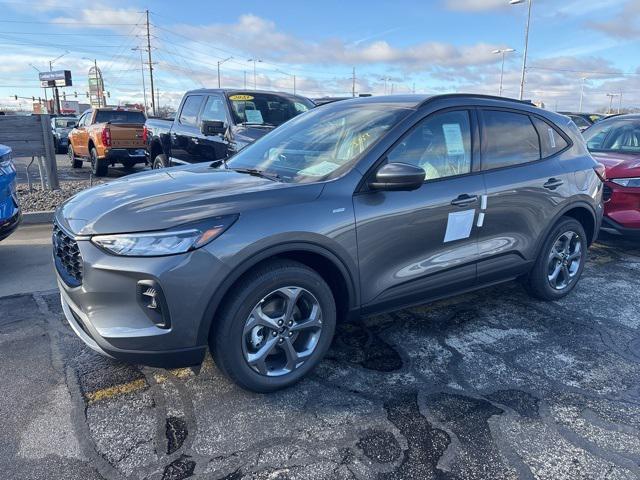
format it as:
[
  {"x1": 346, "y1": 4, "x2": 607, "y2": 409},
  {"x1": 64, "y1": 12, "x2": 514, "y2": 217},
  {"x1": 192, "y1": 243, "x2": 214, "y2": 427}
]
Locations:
[
  {"x1": 0, "y1": 189, "x2": 21, "y2": 241},
  {"x1": 55, "y1": 232, "x2": 230, "y2": 368}
]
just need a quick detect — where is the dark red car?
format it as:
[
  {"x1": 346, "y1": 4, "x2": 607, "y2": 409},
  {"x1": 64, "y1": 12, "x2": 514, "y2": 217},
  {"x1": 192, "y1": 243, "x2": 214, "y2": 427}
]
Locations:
[{"x1": 584, "y1": 114, "x2": 640, "y2": 237}]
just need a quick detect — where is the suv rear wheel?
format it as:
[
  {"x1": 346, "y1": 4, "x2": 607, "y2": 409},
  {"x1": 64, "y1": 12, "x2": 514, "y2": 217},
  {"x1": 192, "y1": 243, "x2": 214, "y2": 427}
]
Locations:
[
  {"x1": 525, "y1": 217, "x2": 587, "y2": 300},
  {"x1": 211, "y1": 260, "x2": 336, "y2": 392},
  {"x1": 90, "y1": 147, "x2": 108, "y2": 177}
]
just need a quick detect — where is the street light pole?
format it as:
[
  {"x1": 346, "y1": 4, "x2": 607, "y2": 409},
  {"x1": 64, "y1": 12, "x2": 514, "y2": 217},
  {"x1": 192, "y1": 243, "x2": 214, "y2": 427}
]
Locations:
[
  {"x1": 579, "y1": 77, "x2": 587, "y2": 113},
  {"x1": 217, "y1": 57, "x2": 233, "y2": 88},
  {"x1": 49, "y1": 50, "x2": 69, "y2": 114},
  {"x1": 492, "y1": 48, "x2": 515, "y2": 96},
  {"x1": 132, "y1": 48, "x2": 148, "y2": 113},
  {"x1": 510, "y1": 0, "x2": 532, "y2": 100}
]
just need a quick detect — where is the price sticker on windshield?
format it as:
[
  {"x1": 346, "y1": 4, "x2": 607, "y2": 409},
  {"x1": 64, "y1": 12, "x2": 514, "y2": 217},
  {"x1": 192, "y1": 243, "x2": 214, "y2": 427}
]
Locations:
[{"x1": 229, "y1": 94, "x2": 254, "y2": 101}]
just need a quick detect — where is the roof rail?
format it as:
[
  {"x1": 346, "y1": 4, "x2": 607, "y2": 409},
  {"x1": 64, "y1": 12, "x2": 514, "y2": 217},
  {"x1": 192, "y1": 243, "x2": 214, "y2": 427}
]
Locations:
[{"x1": 419, "y1": 93, "x2": 534, "y2": 108}]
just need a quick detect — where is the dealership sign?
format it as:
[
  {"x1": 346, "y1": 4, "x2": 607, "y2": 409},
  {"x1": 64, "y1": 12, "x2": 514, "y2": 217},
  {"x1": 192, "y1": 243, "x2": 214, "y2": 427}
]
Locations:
[{"x1": 39, "y1": 70, "x2": 72, "y2": 88}]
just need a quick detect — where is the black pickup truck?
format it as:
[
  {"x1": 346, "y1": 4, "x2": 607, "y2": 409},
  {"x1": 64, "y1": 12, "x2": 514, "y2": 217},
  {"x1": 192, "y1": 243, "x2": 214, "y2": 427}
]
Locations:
[{"x1": 144, "y1": 89, "x2": 315, "y2": 168}]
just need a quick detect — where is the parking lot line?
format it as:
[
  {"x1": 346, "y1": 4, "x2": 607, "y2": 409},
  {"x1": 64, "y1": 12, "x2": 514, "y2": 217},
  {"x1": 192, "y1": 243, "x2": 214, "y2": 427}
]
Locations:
[{"x1": 85, "y1": 378, "x2": 147, "y2": 404}]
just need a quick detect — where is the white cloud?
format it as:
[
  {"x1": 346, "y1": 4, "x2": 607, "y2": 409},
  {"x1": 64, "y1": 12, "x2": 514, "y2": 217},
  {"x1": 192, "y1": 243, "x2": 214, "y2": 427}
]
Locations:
[
  {"x1": 586, "y1": 0, "x2": 640, "y2": 39},
  {"x1": 443, "y1": 0, "x2": 507, "y2": 12}
]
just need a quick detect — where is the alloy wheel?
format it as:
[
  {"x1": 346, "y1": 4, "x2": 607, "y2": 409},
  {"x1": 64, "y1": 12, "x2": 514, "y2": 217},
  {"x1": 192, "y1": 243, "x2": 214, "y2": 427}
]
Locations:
[
  {"x1": 547, "y1": 230, "x2": 582, "y2": 290},
  {"x1": 242, "y1": 286, "x2": 323, "y2": 377}
]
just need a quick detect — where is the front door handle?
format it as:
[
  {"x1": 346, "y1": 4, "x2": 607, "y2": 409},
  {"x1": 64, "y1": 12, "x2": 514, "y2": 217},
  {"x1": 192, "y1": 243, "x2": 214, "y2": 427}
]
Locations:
[
  {"x1": 451, "y1": 194, "x2": 478, "y2": 207},
  {"x1": 543, "y1": 178, "x2": 564, "y2": 190}
]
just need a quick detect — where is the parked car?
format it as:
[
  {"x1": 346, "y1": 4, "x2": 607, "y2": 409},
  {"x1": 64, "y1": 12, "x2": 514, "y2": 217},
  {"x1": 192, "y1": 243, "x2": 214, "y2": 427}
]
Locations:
[
  {"x1": 558, "y1": 112, "x2": 604, "y2": 132},
  {"x1": 51, "y1": 116, "x2": 78, "y2": 154},
  {"x1": 54, "y1": 94, "x2": 603, "y2": 392},
  {"x1": 583, "y1": 114, "x2": 640, "y2": 237},
  {"x1": 68, "y1": 107, "x2": 147, "y2": 176},
  {"x1": 0, "y1": 145, "x2": 21, "y2": 241},
  {"x1": 145, "y1": 89, "x2": 314, "y2": 169}
]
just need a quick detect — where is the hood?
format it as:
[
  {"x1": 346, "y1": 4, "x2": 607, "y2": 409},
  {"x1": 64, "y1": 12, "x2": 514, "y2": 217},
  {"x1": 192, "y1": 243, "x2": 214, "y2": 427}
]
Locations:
[
  {"x1": 591, "y1": 151, "x2": 640, "y2": 180},
  {"x1": 57, "y1": 163, "x2": 323, "y2": 235}
]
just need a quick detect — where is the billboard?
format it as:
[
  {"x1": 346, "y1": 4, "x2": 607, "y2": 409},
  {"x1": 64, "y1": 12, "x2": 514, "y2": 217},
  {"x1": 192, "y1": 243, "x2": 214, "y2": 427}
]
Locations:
[
  {"x1": 88, "y1": 66, "x2": 106, "y2": 108},
  {"x1": 60, "y1": 100, "x2": 80, "y2": 114},
  {"x1": 39, "y1": 70, "x2": 72, "y2": 88}
]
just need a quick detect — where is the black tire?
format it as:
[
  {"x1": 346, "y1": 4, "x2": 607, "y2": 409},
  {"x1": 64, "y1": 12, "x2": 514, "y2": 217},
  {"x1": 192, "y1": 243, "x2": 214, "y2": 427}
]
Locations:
[
  {"x1": 54, "y1": 138, "x2": 60, "y2": 154},
  {"x1": 152, "y1": 153, "x2": 169, "y2": 169},
  {"x1": 90, "y1": 147, "x2": 108, "y2": 177},
  {"x1": 68, "y1": 145, "x2": 82, "y2": 169},
  {"x1": 525, "y1": 217, "x2": 587, "y2": 301},
  {"x1": 211, "y1": 259, "x2": 336, "y2": 392}
]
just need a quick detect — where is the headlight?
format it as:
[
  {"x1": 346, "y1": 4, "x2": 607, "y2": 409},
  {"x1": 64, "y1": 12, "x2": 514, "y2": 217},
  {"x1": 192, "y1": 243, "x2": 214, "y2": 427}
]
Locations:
[
  {"x1": 0, "y1": 150, "x2": 15, "y2": 176},
  {"x1": 91, "y1": 215, "x2": 238, "y2": 256},
  {"x1": 611, "y1": 177, "x2": 640, "y2": 188}
]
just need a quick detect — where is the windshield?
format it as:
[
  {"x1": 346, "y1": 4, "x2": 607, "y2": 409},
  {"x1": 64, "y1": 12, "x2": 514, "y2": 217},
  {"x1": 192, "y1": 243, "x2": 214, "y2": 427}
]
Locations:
[
  {"x1": 225, "y1": 103, "x2": 411, "y2": 183},
  {"x1": 54, "y1": 118, "x2": 77, "y2": 128},
  {"x1": 227, "y1": 92, "x2": 314, "y2": 127},
  {"x1": 94, "y1": 110, "x2": 146, "y2": 124},
  {"x1": 584, "y1": 119, "x2": 640, "y2": 153}
]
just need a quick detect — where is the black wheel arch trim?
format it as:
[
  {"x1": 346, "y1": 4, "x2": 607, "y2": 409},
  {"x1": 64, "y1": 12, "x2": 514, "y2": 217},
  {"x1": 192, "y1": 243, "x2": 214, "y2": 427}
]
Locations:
[
  {"x1": 196, "y1": 241, "x2": 359, "y2": 346},
  {"x1": 534, "y1": 201, "x2": 598, "y2": 259}
]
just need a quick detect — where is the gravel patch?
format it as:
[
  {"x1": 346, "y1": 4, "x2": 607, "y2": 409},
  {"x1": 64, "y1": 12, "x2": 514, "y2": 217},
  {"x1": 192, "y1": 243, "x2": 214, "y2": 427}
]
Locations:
[{"x1": 17, "y1": 180, "x2": 103, "y2": 213}]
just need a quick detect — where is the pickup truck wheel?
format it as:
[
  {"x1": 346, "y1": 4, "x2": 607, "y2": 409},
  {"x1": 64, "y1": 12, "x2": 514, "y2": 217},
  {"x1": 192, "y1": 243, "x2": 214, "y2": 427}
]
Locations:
[
  {"x1": 211, "y1": 259, "x2": 336, "y2": 393},
  {"x1": 68, "y1": 145, "x2": 82, "y2": 169},
  {"x1": 152, "y1": 154, "x2": 169, "y2": 169},
  {"x1": 90, "y1": 147, "x2": 108, "y2": 177}
]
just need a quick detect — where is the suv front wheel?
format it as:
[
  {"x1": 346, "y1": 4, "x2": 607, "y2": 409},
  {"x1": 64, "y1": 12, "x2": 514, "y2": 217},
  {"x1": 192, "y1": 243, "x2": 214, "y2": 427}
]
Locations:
[
  {"x1": 211, "y1": 260, "x2": 336, "y2": 392},
  {"x1": 526, "y1": 217, "x2": 587, "y2": 300}
]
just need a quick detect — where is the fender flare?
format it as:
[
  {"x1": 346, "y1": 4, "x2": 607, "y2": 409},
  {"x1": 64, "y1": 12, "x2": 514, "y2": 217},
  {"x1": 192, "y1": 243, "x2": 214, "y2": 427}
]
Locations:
[
  {"x1": 533, "y1": 201, "x2": 598, "y2": 259},
  {"x1": 196, "y1": 241, "x2": 359, "y2": 345}
]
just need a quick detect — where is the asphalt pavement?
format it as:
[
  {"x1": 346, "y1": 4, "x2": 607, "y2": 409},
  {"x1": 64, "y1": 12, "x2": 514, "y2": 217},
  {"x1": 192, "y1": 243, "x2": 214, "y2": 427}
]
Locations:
[{"x1": 1, "y1": 231, "x2": 640, "y2": 480}]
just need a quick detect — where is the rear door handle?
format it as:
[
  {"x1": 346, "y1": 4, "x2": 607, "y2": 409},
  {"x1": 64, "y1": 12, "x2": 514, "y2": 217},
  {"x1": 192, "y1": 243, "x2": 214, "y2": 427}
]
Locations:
[
  {"x1": 450, "y1": 194, "x2": 478, "y2": 207},
  {"x1": 543, "y1": 178, "x2": 564, "y2": 190}
]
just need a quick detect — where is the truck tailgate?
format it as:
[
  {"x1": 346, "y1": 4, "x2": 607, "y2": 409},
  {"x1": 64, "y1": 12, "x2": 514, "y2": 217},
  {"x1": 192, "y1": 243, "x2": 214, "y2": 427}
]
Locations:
[{"x1": 108, "y1": 124, "x2": 145, "y2": 148}]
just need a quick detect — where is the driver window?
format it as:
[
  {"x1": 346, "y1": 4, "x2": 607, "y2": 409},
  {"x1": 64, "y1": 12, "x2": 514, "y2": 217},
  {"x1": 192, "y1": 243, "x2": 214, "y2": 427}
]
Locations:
[
  {"x1": 386, "y1": 110, "x2": 472, "y2": 181},
  {"x1": 201, "y1": 95, "x2": 227, "y2": 123}
]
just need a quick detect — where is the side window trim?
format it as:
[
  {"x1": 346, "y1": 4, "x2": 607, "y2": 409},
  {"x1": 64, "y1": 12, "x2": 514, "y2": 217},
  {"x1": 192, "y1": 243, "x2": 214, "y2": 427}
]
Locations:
[
  {"x1": 178, "y1": 95, "x2": 204, "y2": 127},
  {"x1": 478, "y1": 107, "x2": 571, "y2": 172}
]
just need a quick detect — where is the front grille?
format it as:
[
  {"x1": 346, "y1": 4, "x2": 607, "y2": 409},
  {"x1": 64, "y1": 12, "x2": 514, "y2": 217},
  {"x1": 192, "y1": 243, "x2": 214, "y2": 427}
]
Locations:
[
  {"x1": 53, "y1": 222, "x2": 83, "y2": 287},
  {"x1": 603, "y1": 184, "x2": 613, "y2": 202}
]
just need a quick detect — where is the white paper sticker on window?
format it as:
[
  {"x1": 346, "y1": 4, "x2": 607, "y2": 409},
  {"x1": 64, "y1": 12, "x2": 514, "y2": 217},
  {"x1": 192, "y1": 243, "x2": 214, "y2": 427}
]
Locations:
[
  {"x1": 442, "y1": 123, "x2": 465, "y2": 156},
  {"x1": 245, "y1": 109, "x2": 264, "y2": 124},
  {"x1": 547, "y1": 128, "x2": 556, "y2": 148},
  {"x1": 444, "y1": 209, "x2": 475, "y2": 243}
]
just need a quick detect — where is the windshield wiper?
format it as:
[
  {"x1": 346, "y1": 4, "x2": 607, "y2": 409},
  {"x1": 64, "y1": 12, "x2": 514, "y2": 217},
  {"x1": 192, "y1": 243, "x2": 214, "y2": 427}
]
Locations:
[
  {"x1": 231, "y1": 168, "x2": 281, "y2": 181},
  {"x1": 238, "y1": 121, "x2": 276, "y2": 128}
]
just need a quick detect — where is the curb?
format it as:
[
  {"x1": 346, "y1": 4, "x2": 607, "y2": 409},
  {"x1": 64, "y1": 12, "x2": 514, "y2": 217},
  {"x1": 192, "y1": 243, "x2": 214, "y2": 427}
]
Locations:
[{"x1": 22, "y1": 210, "x2": 54, "y2": 225}]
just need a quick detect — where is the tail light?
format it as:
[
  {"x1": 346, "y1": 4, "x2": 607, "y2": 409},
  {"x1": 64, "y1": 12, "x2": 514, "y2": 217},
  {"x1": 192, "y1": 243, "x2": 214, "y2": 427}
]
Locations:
[
  {"x1": 593, "y1": 163, "x2": 606, "y2": 182},
  {"x1": 142, "y1": 125, "x2": 148, "y2": 144},
  {"x1": 101, "y1": 127, "x2": 111, "y2": 147}
]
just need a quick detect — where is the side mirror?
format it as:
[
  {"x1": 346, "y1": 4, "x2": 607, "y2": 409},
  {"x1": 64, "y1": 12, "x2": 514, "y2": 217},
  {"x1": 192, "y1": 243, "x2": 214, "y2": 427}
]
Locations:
[
  {"x1": 201, "y1": 120, "x2": 227, "y2": 137},
  {"x1": 369, "y1": 162, "x2": 425, "y2": 191}
]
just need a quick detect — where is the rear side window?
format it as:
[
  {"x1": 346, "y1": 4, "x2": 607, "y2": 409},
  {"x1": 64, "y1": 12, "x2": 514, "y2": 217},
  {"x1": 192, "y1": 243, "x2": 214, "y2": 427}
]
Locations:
[
  {"x1": 201, "y1": 95, "x2": 227, "y2": 123},
  {"x1": 531, "y1": 117, "x2": 569, "y2": 157},
  {"x1": 481, "y1": 110, "x2": 540, "y2": 170},
  {"x1": 179, "y1": 95, "x2": 204, "y2": 126}
]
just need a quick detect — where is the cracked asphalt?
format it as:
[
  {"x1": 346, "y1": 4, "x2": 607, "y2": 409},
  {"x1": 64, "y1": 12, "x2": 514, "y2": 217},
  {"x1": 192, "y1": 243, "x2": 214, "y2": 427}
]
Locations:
[{"x1": 1, "y1": 233, "x2": 640, "y2": 480}]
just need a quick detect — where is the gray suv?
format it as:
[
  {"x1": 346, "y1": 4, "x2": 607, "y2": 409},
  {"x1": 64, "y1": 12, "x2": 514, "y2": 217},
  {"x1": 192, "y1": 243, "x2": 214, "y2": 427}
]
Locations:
[{"x1": 54, "y1": 94, "x2": 604, "y2": 392}]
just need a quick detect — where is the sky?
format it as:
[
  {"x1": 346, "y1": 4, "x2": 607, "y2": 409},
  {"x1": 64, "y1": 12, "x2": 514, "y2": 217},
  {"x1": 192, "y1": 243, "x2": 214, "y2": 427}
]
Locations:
[{"x1": 0, "y1": 0, "x2": 639, "y2": 113}]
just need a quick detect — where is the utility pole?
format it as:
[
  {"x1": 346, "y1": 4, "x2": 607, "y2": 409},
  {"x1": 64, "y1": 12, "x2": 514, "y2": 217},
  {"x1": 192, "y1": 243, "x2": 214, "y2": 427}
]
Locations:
[
  {"x1": 618, "y1": 91, "x2": 623, "y2": 114},
  {"x1": 606, "y1": 93, "x2": 619, "y2": 114},
  {"x1": 243, "y1": 71, "x2": 247, "y2": 89},
  {"x1": 145, "y1": 9, "x2": 156, "y2": 116},
  {"x1": 248, "y1": 58, "x2": 262, "y2": 90},
  {"x1": 352, "y1": 67, "x2": 356, "y2": 97},
  {"x1": 578, "y1": 77, "x2": 586, "y2": 113}
]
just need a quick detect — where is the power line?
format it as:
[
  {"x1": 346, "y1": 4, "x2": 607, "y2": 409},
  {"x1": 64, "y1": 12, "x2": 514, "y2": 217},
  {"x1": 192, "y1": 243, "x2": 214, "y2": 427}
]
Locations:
[{"x1": 528, "y1": 66, "x2": 640, "y2": 76}]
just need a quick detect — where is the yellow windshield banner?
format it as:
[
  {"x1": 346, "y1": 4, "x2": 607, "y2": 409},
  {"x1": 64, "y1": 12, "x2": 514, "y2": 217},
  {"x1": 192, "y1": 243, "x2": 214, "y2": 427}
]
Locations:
[{"x1": 229, "y1": 94, "x2": 254, "y2": 101}]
